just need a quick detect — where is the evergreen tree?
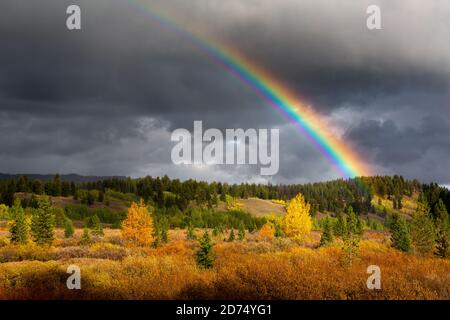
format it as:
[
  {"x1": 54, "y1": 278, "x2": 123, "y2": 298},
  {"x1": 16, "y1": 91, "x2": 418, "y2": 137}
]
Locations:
[
  {"x1": 411, "y1": 197, "x2": 435, "y2": 255},
  {"x1": 334, "y1": 211, "x2": 348, "y2": 238},
  {"x1": 390, "y1": 212, "x2": 411, "y2": 252},
  {"x1": 79, "y1": 228, "x2": 91, "y2": 245},
  {"x1": 434, "y1": 199, "x2": 449, "y2": 258},
  {"x1": 196, "y1": 230, "x2": 214, "y2": 269},
  {"x1": 341, "y1": 206, "x2": 362, "y2": 266},
  {"x1": 228, "y1": 229, "x2": 235, "y2": 242},
  {"x1": 64, "y1": 217, "x2": 75, "y2": 238},
  {"x1": 238, "y1": 221, "x2": 245, "y2": 240},
  {"x1": 319, "y1": 218, "x2": 334, "y2": 246},
  {"x1": 187, "y1": 222, "x2": 196, "y2": 240},
  {"x1": 91, "y1": 214, "x2": 104, "y2": 236},
  {"x1": 9, "y1": 198, "x2": 29, "y2": 244},
  {"x1": 31, "y1": 197, "x2": 54, "y2": 246},
  {"x1": 160, "y1": 217, "x2": 169, "y2": 243}
]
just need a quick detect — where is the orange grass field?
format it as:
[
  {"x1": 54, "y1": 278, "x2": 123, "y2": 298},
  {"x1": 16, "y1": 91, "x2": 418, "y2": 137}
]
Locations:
[{"x1": 0, "y1": 228, "x2": 449, "y2": 300}]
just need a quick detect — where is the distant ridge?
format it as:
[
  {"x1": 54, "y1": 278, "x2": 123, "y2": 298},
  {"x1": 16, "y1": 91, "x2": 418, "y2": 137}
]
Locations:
[{"x1": 0, "y1": 173, "x2": 128, "y2": 182}]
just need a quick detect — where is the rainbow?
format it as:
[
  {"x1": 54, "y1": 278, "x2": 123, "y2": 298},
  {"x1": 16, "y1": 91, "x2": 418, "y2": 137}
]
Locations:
[{"x1": 126, "y1": 0, "x2": 371, "y2": 178}]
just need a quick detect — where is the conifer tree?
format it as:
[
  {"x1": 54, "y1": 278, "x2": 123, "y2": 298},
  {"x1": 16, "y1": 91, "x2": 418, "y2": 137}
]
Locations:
[
  {"x1": 187, "y1": 222, "x2": 196, "y2": 240},
  {"x1": 196, "y1": 230, "x2": 214, "y2": 269},
  {"x1": 434, "y1": 199, "x2": 449, "y2": 258},
  {"x1": 64, "y1": 217, "x2": 75, "y2": 238},
  {"x1": 282, "y1": 193, "x2": 312, "y2": 240},
  {"x1": 9, "y1": 198, "x2": 29, "y2": 244},
  {"x1": 228, "y1": 229, "x2": 235, "y2": 242},
  {"x1": 160, "y1": 218, "x2": 169, "y2": 243},
  {"x1": 390, "y1": 212, "x2": 411, "y2": 252},
  {"x1": 238, "y1": 221, "x2": 245, "y2": 240},
  {"x1": 341, "y1": 206, "x2": 362, "y2": 266},
  {"x1": 80, "y1": 227, "x2": 91, "y2": 245},
  {"x1": 31, "y1": 197, "x2": 54, "y2": 246},
  {"x1": 411, "y1": 197, "x2": 435, "y2": 255},
  {"x1": 91, "y1": 214, "x2": 103, "y2": 236},
  {"x1": 334, "y1": 211, "x2": 348, "y2": 237},
  {"x1": 319, "y1": 218, "x2": 334, "y2": 246}
]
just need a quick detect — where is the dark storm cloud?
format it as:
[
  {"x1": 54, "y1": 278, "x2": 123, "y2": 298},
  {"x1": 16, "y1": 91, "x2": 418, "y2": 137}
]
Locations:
[
  {"x1": 347, "y1": 115, "x2": 450, "y2": 184},
  {"x1": 0, "y1": 0, "x2": 449, "y2": 183}
]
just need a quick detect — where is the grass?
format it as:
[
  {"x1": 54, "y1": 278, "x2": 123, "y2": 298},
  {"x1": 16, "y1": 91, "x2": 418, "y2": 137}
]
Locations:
[{"x1": 0, "y1": 227, "x2": 448, "y2": 300}]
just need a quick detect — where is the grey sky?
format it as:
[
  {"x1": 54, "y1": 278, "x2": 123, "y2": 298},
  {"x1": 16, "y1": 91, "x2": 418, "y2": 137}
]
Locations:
[{"x1": 0, "y1": 0, "x2": 449, "y2": 184}]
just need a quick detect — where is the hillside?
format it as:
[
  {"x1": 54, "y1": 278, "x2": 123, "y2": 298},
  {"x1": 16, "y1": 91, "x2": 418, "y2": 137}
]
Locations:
[{"x1": 217, "y1": 197, "x2": 286, "y2": 216}]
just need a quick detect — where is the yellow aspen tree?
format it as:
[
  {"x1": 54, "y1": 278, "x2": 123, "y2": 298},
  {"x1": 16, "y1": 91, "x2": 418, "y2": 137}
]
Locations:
[
  {"x1": 122, "y1": 200, "x2": 154, "y2": 246},
  {"x1": 282, "y1": 193, "x2": 312, "y2": 240}
]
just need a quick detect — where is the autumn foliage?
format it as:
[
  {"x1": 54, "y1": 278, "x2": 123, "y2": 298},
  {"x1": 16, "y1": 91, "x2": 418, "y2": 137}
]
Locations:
[
  {"x1": 121, "y1": 200, "x2": 154, "y2": 246},
  {"x1": 282, "y1": 193, "x2": 312, "y2": 240},
  {"x1": 257, "y1": 223, "x2": 274, "y2": 241}
]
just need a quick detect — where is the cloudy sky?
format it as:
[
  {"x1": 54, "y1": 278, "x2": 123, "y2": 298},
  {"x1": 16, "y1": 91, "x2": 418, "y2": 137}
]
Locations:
[{"x1": 1, "y1": 0, "x2": 449, "y2": 184}]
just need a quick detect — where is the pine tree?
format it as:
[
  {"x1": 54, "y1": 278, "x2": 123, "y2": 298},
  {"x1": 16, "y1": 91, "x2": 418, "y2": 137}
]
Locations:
[
  {"x1": 187, "y1": 222, "x2": 196, "y2": 240},
  {"x1": 282, "y1": 193, "x2": 312, "y2": 240},
  {"x1": 319, "y1": 218, "x2": 334, "y2": 247},
  {"x1": 390, "y1": 212, "x2": 411, "y2": 252},
  {"x1": 160, "y1": 217, "x2": 169, "y2": 243},
  {"x1": 196, "y1": 230, "x2": 214, "y2": 269},
  {"x1": 238, "y1": 221, "x2": 245, "y2": 240},
  {"x1": 79, "y1": 228, "x2": 91, "y2": 245},
  {"x1": 122, "y1": 200, "x2": 154, "y2": 246},
  {"x1": 341, "y1": 206, "x2": 362, "y2": 266},
  {"x1": 228, "y1": 229, "x2": 235, "y2": 242},
  {"x1": 31, "y1": 197, "x2": 54, "y2": 246},
  {"x1": 334, "y1": 211, "x2": 348, "y2": 237},
  {"x1": 434, "y1": 199, "x2": 449, "y2": 258},
  {"x1": 9, "y1": 198, "x2": 29, "y2": 244},
  {"x1": 91, "y1": 214, "x2": 103, "y2": 236},
  {"x1": 411, "y1": 197, "x2": 435, "y2": 255},
  {"x1": 64, "y1": 217, "x2": 75, "y2": 238},
  {"x1": 346, "y1": 206, "x2": 363, "y2": 236}
]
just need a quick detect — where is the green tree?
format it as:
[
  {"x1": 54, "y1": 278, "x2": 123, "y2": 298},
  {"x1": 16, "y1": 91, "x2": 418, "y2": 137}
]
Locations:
[
  {"x1": 390, "y1": 212, "x2": 411, "y2": 252},
  {"x1": 79, "y1": 228, "x2": 91, "y2": 245},
  {"x1": 346, "y1": 206, "x2": 363, "y2": 236},
  {"x1": 319, "y1": 218, "x2": 334, "y2": 247},
  {"x1": 238, "y1": 221, "x2": 245, "y2": 240},
  {"x1": 434, "y1": 199, "x2": 449, "y2": 258},
  {"x1": 341, "y1": 206, "x2": 362, "y2": 266},
  {"x1": 91, "y1": 214, "x2": 104, "y2": 236},
  {"x1": 31, "y1": 197, "x2": 54, "y2": 246},
  {"x1": 411, "y1": 197, "x2": 435, "y2": 255},
  {"x1": 187, "y1": 222, "x2": 196, "y2": 240},
  {"x1": 9, "y1": 198, "x2": 29, "y2": 244},
  {"x1": 334, "y1": 211, "x2": 348, "y2": 237},
  {"x1": 64, "y1": 217, "x2": 75, "y2": 238},
  {"x1": 196, "y1": 230, "x2": 214, "y2": 269},
  {"x1": 228, "y1": 229, "x2": 235, "y2": 242}
]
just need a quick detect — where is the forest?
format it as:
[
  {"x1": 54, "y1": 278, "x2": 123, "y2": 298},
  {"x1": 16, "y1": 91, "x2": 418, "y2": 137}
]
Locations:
[{"x1": 0, "y1": 174, "x2": 448, "y2": 299}]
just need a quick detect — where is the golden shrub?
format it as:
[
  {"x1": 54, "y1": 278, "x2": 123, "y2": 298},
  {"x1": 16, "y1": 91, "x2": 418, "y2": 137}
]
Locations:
[{"x1": 257, "y1": 223, "x2": 274, "y2": 242}]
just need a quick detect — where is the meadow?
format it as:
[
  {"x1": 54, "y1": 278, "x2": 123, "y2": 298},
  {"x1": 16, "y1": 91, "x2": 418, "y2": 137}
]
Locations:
[
  {"x1": 0, "y1": 175, "x2": 449, "y2": 300},
  {"x1": 0, "y1": 227, "x2": 449, "y2": 300}
]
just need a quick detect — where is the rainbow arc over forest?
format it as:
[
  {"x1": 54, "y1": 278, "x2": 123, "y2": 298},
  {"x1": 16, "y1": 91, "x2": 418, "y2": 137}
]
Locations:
[{"x1": 128, "y1": 0, "x2": 371, "y2": 179}]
